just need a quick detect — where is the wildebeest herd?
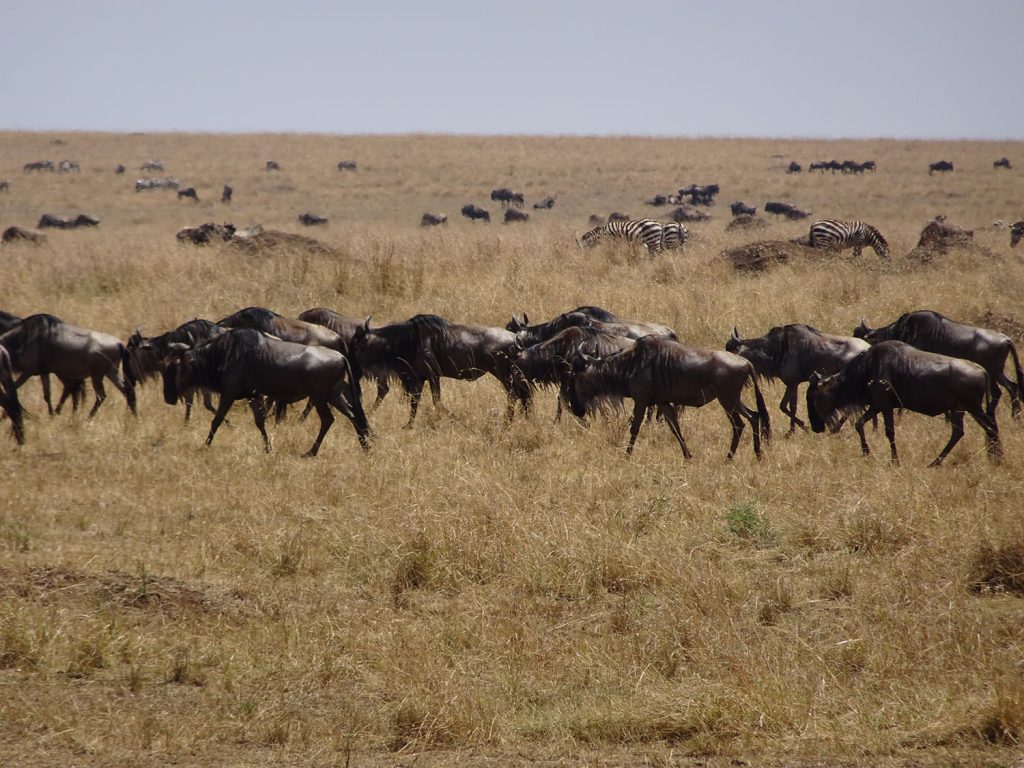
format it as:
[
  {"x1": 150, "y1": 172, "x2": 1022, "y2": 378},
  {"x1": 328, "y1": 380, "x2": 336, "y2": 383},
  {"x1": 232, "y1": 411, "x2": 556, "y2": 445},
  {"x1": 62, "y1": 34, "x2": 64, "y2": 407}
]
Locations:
[{"x1": 1, "y1": 299, "x2": 1021, "y2": 468}]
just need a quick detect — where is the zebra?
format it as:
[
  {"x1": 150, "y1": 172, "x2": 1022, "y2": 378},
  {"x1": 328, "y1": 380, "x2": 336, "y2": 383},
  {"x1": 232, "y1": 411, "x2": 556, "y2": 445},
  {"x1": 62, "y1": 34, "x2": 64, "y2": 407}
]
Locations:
[
  {"x1": 809, "y1": 219, "x2": 890, "y2": 258},
  {"x1": 661, "y1": 222, "x2": 688, "y2": 250},
  {"x1": 580, "y1": 218, "x2": 665, "y2": 253}
]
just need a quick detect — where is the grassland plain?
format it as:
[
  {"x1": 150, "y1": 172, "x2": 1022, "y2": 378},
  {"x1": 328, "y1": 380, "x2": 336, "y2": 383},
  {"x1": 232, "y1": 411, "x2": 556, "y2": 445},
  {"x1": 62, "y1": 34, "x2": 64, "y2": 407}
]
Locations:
[{"x1": 1, "y1": 131, "x2": 1023, "y2": 768}]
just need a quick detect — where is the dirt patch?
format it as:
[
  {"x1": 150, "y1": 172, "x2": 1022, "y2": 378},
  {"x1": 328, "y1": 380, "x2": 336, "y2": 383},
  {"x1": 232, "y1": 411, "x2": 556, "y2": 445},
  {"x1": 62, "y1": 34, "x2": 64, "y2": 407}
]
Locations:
[
  {"x1": 726, "y1": 214, "x2": 768, "y2": 232},
  {"x1": 0, "y1": 565, "x2": 251, "y2": 617},
  {"x1": 228, "y1": 229, "x2": 338, "y2": 257},
  {"x1": 721, "y1": 239, "x2": 817, "y2": 272},
  {"x1": 906, "y1": 220, "x2": 981, "y2": 263}
]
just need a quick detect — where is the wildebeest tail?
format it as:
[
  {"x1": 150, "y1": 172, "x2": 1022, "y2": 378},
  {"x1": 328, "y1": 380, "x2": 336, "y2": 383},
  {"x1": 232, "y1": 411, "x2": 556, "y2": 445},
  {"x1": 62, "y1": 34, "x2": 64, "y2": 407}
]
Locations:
[
  {"x1": 750, "y1": 367, "x2": 772, "y2": 444},
  {"x1": 0, "y1": 354, "x2": 25, "y2": 445},
  {"x1": 341, "y1": 354, "x2": 370, "y2": 444},
  {"x1": 1008, "y1": 341, "x2": 1024, "y2": 414}
]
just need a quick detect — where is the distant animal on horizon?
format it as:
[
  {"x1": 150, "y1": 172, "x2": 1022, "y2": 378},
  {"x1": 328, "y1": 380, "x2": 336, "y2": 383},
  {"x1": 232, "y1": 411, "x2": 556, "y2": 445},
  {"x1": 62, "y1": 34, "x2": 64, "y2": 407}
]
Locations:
[
  {"x1": 929, "y1": 160, "x2": 954, "y2": 174},
  {"x1": 177, "y1": 187, "x2": 199, "y2": 202},
  {"x1": 299, "y1": 212, "x2": 328, "y2": 226},
  {"x1": 265, "y1": 161, "x2": 281, "y2": 171},
  {"x1": 504, "y1": 208, "x2": 529, "y2": 224},
  {"x1": 491, "y1": 188, "x2": 525, "y2": 208},
  {"x1": 533, "y1": 196, "x2": 556, "y2": 210},
  {"x1": 336, "y1": 160, "x2": 358, "y2": 171},
  {"x1": 1011, "y1": 220, "x2": 1024, "y2": 247},
  {"x1": 420, "y1": 213, "x2": 447, "y2": 226},
  {"x1": 23, "y1": 161, "x2": 54, "y2": 173},
  {"x1": 135, "y1": 177, "x2": 179, "y2": 192},
  {"x1": 0, "y1": 180, "x2": 9, "y2": 193},
  {"x1": 114, "y1": 164, "x2": 126, "y2": 174},
  {"x1": 37, "y1": 213, "x2": 100, "y2": 229},
  {"x1": 730, "y1": 201, "x2": 756, "y2": 217},
  {"x1": 787, "y1": 161, "x2": 802, "y2": 174},
  {"x1": 140, "y1": 160, "x2": 164, "y2": 172},
  {"x1": 461, "y1": 204, "x2": 490, "y2": 223},
  {"x1": 58, "y1": 160, "x2": 80, "y2": 173},
  {"x1": 809, "y1": 219, "x2": 890, "y2": 258},
  {"x1": 994, "y1": 157, "x2": 1012, "y2": 170},
  {"x1": 221, "y1": 184, "x2": 232, "y2": 204},
  {"x1": 2, "y1": 226, "x2": 46, "y2": 245},
  {"x1": 764, "y1": 201, "x2": 811, "y2": 220}
]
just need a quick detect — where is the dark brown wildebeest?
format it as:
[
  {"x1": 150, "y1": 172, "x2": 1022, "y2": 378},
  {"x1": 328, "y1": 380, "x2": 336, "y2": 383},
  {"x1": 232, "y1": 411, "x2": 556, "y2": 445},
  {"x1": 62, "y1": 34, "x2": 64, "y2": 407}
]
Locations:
[
  {"x1": 37, "y1": 213, "x2": 100, "y2": 229},
  {"x1": 298, "y1": 212, "x2": 328, "y2": 226},
  {"x1": 221, "y1": 184, "x2": 233, "y2": 203},
  {"x1": 1010, "y1": 220, "x2": 1024, "y2": 247},
  {"x1": 787, "y1": 161, "x2": 802, "y2": 174},
  {"x1": 726, "y1": 324, "x2": 869, "y2": 434},
  {"x1": 127, "y1": 319, "x2": 226, "y2": 421},
  {"x1": 533, "y1": 196, "x2": 555, "y2": 210},
  {"x1": 160, "y1": 328, "x2": 369, "y2": 456},
  {"x1": 490, "y1": 188, "x2": 525, "y2": 208},
  {"x1": 677, "y1": 183, "x2": 720, "y2": 206},
  {"x1": 504, "y1": 208, "x2": 529, "y2": 224},
  {"x1": 177, "y1": 187, "x2": 199, "y2": 202},
  {"x1": 854, "y1": 310, "x2": 1023, "y2": 418},
  {"x1": 461, "y1": 204, "x2": 490, "y2": 223},
  {"x1": 565, "y1": 335, "x2": 771, "y2": 460},
  {"x1": 337, "y1": 160, "x2": 358, "y2": 171},
  {"x1": 176, "y1": 222, "x2": 236, "y2": 245},
  {"x1": 114, "y1": 164, "x2": 126, "y2": 174},
  {"x1": 764, "y1": 201, "x2": 811, "y2": 220},
  {"x1": 23, "y1": 161, "x2": 55, "y2": 173},
  {"x1": 420, "y1": 213, "x2": 447, "y2": 226},
  {"x1": 217, "y1": 306, "x2": 347, "y2": 353},
  {"x1": 0, "y1": 311, "x2": 21, "y2": 333},
  {"x1": 0, "y1": 344, "x2": 25, "y2": 444},
  {"x1": 2, "y1": 226, "x2": 46, "y2": 245},
  {"x1": 357, "y1": 314, "x2": 529, "y2": 427},
  {"x1": 0, "y1": 314, "x2": 136, "y2": 418},
  {"x1": 507, "y1": 308, "x2": 674, "y2": 347},
  {"x1": 994, "y1": 157, "x2": 1012, "y2": 169},
  {"x1": 807, "y1": 341, "x2": 1001, "y2": 466},
  {"x1": 0, "y1": 311, "x2": 85, "y2": 414},
  {"x1": 506, "y1": 306, "x2": 618, "y2": 339},
  {"x1": 265, "y1": 161, "x2": 281, "y2": 171},
  {"x1": 0, "y1": 180, "x2": 9, "y2": 192},
  {"x1": 730, "y1": 201, "x2": 756, "y2": 217},
  {"x1": 929, "y1": 160, "x2": 954, "y2": 174}
]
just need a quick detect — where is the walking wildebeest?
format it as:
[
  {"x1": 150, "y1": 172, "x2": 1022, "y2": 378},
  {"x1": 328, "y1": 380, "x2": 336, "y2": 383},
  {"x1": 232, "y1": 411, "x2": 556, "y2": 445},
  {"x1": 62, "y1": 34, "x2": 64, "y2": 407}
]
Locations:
[
  {"x1": 420, "y1": 213, "x2": 447, "y2": 226},
  {"x1": 221, "y1": 184, "x2": 233, "y2": 204},
  {"x1": 806, "y1": 341, "x2": 1001, "y2": 466},
  {"x1": 504, "y1": 208, "x2": 529, "y2": 224},
  {"x1": 1010, "y1": 220, "x2": 1024, "y2": 248},
  {"x1": 533, "y1": 196, "x2": 556, "y2": 210},
  {"x1": 127, "y1": 319, "x2": 226, "y2": 421},
  {"x1": 461, "y1": 204, "x2": 490, "y2": 223},
  {"x1": 337, "y1": 160, "x2": 358, "y2": 171},
  {"x1": 490, "y1": 188, "x2": 525, "y2": 208},
  {"x1": 160, "y1": 329, "x2": 369, "y2": 456},
  {"x1": 994, "y1": 157, "x2": 1012, "y2": 170},
  {"x1": 177, "y1": 187, "x2": 199, "y2": 202},
  {"x1": 298, "y1": 212, "x2": 328, "y2": 226},
  {"x1": 0, "y1": 344, "x2": 25, "y2": 444},
  {"x1": 265, "y1": 161, "x2": 281, "y2": 171},
  {"x1": 929, "y1": 160, "x2": 954, "y2": 174},
  {"x1": 853, "y1": 310, "x2": 1023, "y2": 418},
  {"x1": 565, "y1": 336, "x2": 771, "y2": 460},
  {"x1": 0, "y1": 314, "x2": 136, "y2": 418},
  {"x1": 764, "y1": 201, "x2": 811, "y2": 220},
  {"x1": 2, "y1": 226, "x2": 46, "y2": 245},
  {"x1": 37, "y1": 214, "x2": 100, "y2": 229},
  {"x1": 23, "y1": 161, "x2": 55, "y2": 173},
  {"x1": 0, "y1": 311, "x2": 87, "y2": 415},
  {"x1": 730, "y1": 201, "x2": 756, "y2": 217},
  {"x1": 787, "y1": 161, "x2": 802, "y2": 174},
  {"x1": 506, "y1": 306, "x2": 619, "y2": 339},
  {"x1": 726, "y1": 325, "x2": 869, "y2": 434}
]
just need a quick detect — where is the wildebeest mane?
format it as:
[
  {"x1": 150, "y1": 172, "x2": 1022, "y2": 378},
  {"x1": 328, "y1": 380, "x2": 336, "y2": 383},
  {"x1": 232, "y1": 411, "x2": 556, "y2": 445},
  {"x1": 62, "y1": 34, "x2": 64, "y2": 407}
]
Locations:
[
  {"x1": 186, "y1": 328, "x2": 269, "y2": 394},
  {"x1": 876, "y1": 311, "x2": 956, "y2": 348},
  {"x1": 520, "y1": 326, "x2": 628, "y2": 389},
  {"x1": 0, "y1": 313, "x2": 63, "y2": 356},
  {"x1": 131, "y1": 319, "x2": 224, "y2": 382}
]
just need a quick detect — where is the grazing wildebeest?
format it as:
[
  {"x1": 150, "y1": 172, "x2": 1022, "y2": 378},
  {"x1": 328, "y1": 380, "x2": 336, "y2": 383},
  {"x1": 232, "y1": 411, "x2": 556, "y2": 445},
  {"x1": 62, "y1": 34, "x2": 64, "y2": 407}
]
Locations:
[
  {"x1": 854, "y1": 310, "x2": 1023, "y2": 418},
  {"x1": 141, "y1": 160, "x2": 164, "y2": 172},
  {"x1": 994, "y1": 157, "x2": 1012, "y2": 169},
  {"x1": 128, "y1": 319, "x2": 226, "y2": 421},
  {"x1": 58, "y1": 160, "x2": 80, "y2": 173},
  {"x1": 1011, "y1": 221, "x2": 1024, "y2": 248},
  {"x1": 764, "y1": 201, "x2": 811, "y2": 219},
  {"x1": 726, "y1": 324, "x2": 869, "y2": 434},
  {"x1": 807, "y1": 341, "x2": 1001, "y2": 466},
  {"x1": 461, "y1": 204, "x2": 490, "y2": 223},
  {"x1": 23, "y1": 161, "x2": 55, "y2": 173},
  {"x1": 0, "y1": 344, "x2": 25, "y2": 444},
  {"x1": 37, "y1": 214, "x2": 100, "y2": 229},
  {"x1": 420, "y1": 213, "x2": 447, "y2": 226},
  {"x1": 787, "y1": 161, "x2": 802, "y2": 174},
  {"x1": 358, "y1": 314, "x2": 529, "y2": 427},
  {"x1": 809, "y1": 161, "x2": 828, "y2": 173},
  {"x1": 0, "y1": 314, "x2": 136, "y2": 418},
  {"x1": 490, "y1": 188, "x2": 525, "y2": 208},
  {"x1": 0, "y1": 180, "x2": 10, "y2": 192},
  {"x1": 160, "y1": 329, "x2": 369, "y2": 456},
  {"x1": 929, "y1": 160, "x2": 954, "y2": 174},
  {"x1": 337, "y1": 160, "x2": 358, "y2": 171},
  {"x1": 265, "y1": 161, "x2": 281, "y2": 171},
  {"x1": 730, "y1": 201, "x2": 756, "y2": 217},
  {"x1": 862, "y1": 160, "x2": 876, "y2": 172},
  {"x1": 298, "y1": 212, "x2": 328, "y2": 226},
  {"x1": 176, "y1": 222, "x2": 236, "y2": 244},
  {"x1": 533, "y1": 196, "x2": 556, "y2": 210},
  {"x1": 504, "y1": 208, "x2": 529, "y2": 223},
  {"x1": 177, "y1": 187, "x2": 199, "y2": 202},
  {"x1": 508, "y1": 309, "x2": 674, "y2": 347},
  {"x1": 2, "y1": 226, "x2": 46, "y2": 245},
  {"x1": 677, "y1": 183, "x2": 720, "y2": 206},
  {"x1": 135, "y1": 177, "x2": 179, "y2": 192},
  {"x1": 221, "y1": 184, "x2": 233, "y2": 203},
  {"x1": 565, "y1": 335, "x2": 771, "y2": 460},
  {"x1": 506, "y1": 306, "x2": 619, "y2": 337},
  {"x1": 114, "y1": 164, "x2": 126, "y2": 174}
]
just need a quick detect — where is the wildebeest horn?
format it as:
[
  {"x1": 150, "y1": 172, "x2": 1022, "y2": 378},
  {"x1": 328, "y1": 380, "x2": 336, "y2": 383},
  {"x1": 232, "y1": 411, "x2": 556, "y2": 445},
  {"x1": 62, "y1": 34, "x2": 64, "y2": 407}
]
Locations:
[
  {"x1": 167, "y1": 342, "x2": 190, "y2": 353},
  {"x1": 731, "y1": 326, "x2": 741, "y2": 341},
  {"x1": 808, "y1": 372, "x2": 823, "y2": 387},
  {"x1": 363, "y1": 316, "x2": 371, "y2": 332}
]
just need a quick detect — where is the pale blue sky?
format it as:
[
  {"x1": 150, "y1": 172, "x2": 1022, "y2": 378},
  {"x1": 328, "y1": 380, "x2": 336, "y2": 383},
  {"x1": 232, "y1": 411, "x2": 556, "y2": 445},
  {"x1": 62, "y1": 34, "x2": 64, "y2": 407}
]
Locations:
[{"x1": 2, "y1": 0, "x2": 1021, "y2": 139}]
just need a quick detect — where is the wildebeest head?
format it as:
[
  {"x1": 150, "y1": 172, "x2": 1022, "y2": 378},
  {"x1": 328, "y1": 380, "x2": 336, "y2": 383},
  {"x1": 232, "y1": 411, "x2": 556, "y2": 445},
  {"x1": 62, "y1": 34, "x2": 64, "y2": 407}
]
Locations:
[
  {"x1": 852, "y1": 318, "x2": 876, "y2": 341},
  {"x1": 506, "y1": 313, "x2": 529, "y2": 333},
  {"x1": 805, "y1": 372, "x2": 842, "y2": 433},
  {"x1": 1011, "y1": 221, "x2": 1024, "y2": 247},
  {"x1": 160, "y1": 343, "x2": 195, "y2": 405},
  {"x1": 726, "y1": 326, "x2": 784, "y2": 379}
]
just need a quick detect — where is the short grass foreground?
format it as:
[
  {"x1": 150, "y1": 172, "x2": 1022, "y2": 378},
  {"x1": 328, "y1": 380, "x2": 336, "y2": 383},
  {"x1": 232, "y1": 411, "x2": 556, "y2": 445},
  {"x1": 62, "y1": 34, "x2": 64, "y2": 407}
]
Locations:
[{"x1": 1, "y1": 131, "x2": 1024, "y2": 767}]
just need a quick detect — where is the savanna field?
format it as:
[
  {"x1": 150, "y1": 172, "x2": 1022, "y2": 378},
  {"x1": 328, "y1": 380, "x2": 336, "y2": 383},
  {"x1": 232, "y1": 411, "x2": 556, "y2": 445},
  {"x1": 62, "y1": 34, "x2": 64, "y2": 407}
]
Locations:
[{"x1": 2, "y1": 132, "x2": 1024, "y2": 768}]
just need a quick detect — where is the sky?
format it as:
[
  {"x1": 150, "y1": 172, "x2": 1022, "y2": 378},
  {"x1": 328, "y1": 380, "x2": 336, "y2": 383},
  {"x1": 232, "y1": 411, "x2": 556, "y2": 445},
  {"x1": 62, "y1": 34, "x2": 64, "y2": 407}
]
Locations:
[{"x1": 2, "y1": 0, "x2": 1022, "y2": 140}]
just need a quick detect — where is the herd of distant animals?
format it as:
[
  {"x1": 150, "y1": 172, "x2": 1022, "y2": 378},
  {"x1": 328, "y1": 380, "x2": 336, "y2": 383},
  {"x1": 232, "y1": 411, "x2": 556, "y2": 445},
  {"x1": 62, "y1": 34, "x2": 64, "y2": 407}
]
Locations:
[{"x1": 1, "y1": 152, "x2": 1023, "y2": 465}]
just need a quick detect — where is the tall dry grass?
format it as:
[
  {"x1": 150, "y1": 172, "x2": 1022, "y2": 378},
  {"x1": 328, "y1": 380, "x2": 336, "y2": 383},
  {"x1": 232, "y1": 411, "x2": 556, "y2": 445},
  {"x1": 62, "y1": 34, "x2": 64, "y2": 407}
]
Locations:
[{"x1": 1, "y1": 131, "x2": 1024, "y2": 767}]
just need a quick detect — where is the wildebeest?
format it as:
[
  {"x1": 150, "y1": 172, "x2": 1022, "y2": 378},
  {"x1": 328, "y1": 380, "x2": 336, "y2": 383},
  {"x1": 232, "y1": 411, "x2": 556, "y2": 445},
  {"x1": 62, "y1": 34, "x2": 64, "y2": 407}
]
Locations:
[
  {"x1": 141, "y1": 160, "x2": 165, "y2": 172},
  {"x1": 730, "y1": 201, "x2": 756, "y2": 217},
  {"x1": 565, "y1": 335, "x2": 771, "y2": 460},
  {"x1": 0, "y1": 344, "x2": 25, "y2": 444},
  {"x1": 461, "y1": 204, "x2": 490, "y2": 223},
  {"x1": 507, "y1": 308, "x2": 674, "y2": 347},
  {"x1": 265, "y1": 161, "x2": 281, "y2": 171},
  {"x1": 504, "y1": 208, "x2": 529, "y2": 224},
  {"x1": 135, "y1": 177, "x2": 180, "y2": 192},
  {"x1": 160, "y1": 329, "x2": 368, "y2": 456},
  {"x1": 994, "y1": 157, "x2": 1012, "y2": 169},
  {"x1": 490, "y1": 188, "x2": 525, "y2": 208},
  {"x1": 854, "y1": 310, "x2": 1023, "y2": 418},
  {"x1": 677, "y1": 183, "x2": 720, "y2": 206},
  {"x1": 298, "y1": 212, "x2": 328, "y2": 226},
  {"x1": 114, "y1": 164, "x2": 126, "y2": 174},
  {"x1": 176, "y1": 222, "x2": 236, "y2": 245},
  {"x1": 420, "y1": 213, "x2": 447, "y2": 226},
  {"x1": 2, "y1": 226, "x2": 46, "y2": 245},
  {"x1": 217, "y1": 307, "x2": 349, "y2": 357},
  {"x1": 807, "y1": 341, "x2": 1001, "y2": 466},
  {"x1": 1011, "y1": 221, "x2": 1024, "y2": 247},
  {"x1": 533, "y1": 196, "x2": 556, "y2": 210},
  {"x1": 127, "y1": 319, "x2": 226, "y2": 421},
  {"x1": 58, "y1": 160, "x2": 80, "y2": 173},
  {"x1": 37, "y1": 214, "x2": 100, "y2": 229},
  {"x1": 506, "y1": 306, "x2": 618, "y2": 337},
  {"x1": 0, "y1": 311, "x2": 22, "y2": 333},
  {"x1": 645, "y1": 194, "x2": 670, "y2": 207},
  {"x1": 862, "y1": 160, "x2": 876, "y2": 172},
  {"x1": 23, "y1": 161, "x2": 55, "y2": 173},
  {"x1": 221, "y1": 184, "x2": 233, "y2": 203},
  {"x1": 787, "y1": 161, "x2": 802, "y2": 174},
  {"x1": 929, "y1": 160, "x2": 954, "y2": 174},
  {"x1": 726, "y1": 324, "x2": 869, "y2": 434},
  {"x1": 177, "y1": 187, "x2": 199, "y2": 202},
  {"x1": 0, "y1": 180, "x2": 9, "y2": 192},
  {"x1": 0, "y1": 314, "x2": 136, "y2": 418},
  {"x1": 764, "y1": 201, "x2": 811, "y2": 220},
  {"x1": 336, "y1": 160, "x2": 358, "y2": 171}
]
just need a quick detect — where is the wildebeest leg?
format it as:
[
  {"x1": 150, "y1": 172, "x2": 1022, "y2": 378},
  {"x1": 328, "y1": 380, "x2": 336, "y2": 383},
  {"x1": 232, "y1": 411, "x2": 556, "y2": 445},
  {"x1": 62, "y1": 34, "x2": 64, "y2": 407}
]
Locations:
[
  {"x1": 625, "y1": 400, "x2": 647, "y2": 456},
  {"x1": 247, "y1": 397, "x2": 271, "y2": 452},
  {"x1": 968, "y1": 408, "x2": 1002, "y2": 462},
  {"x1": 740, "y1": 403, "x2": 763, "y2": 459},
  {"x1": 183, "y1": 390, "x2": 194, "y2": 421},
  {"x1": 54, "y1": 379, "x2": 82, "y2": 414},
  {"x1": 554, "y1": 397, "x2": 563, "y2": 423},
  {"x1": 929, "y1": 411, "x2": 965, "y2": 467},
  {"x1": 657, "y1": 403, "x2": 691, "y2": 459},
  {"x1": 997, "y1": 373, "x2": 1020, "y2": 417},
  {"x1": 853, "y1": 407, "x2": 879, "y2": 456},
  {"x1": 404, "y1": 379, "x2": 424, "y2": 429},
  {"x1": 780, "y1": 384, "x2": 806, "y2": 435},
  {"x1": 38, "y1": 374, "x2": 55, "y2": 415},
  {"x1": 328, "y1": 392, "x2": 371, "y2": 450},
  {"x1": 206, "y1": 397, "x2": 235, "y2": 446},
  {"x1": 882, "y1": 409, "x2": 901, "y2": 465},
  {"x1": 105, "y1": 369, "x2": 136, "y2": 415},
  {"x1": 725, "y1": 410, "x2": 745, "y2": 460},
  {"x1": 88, "y1": 374, "x2": 107, "y2": 418},
  {"x1": 987, "y1": 378, "x2": 1002, "y2": 419},
  {"x1": 428, "y1": 377, "x2": 442, "y2": 409},
  {"x1": 299, "y1": 400, "x2": 315, "y2": 422},
  {"x1": 303, "y1": 400, "x2": 334, "y2": 457},
  {"x1": 371, "y1": 375, "x2": 390, "y2": 410}
]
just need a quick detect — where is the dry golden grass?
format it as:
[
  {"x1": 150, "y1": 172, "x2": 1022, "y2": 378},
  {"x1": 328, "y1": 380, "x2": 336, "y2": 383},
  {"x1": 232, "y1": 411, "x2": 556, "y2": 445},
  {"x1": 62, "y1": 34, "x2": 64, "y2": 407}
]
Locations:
[{"x1": 2, "y1": 131, "x2": 1024, "y2": 767}]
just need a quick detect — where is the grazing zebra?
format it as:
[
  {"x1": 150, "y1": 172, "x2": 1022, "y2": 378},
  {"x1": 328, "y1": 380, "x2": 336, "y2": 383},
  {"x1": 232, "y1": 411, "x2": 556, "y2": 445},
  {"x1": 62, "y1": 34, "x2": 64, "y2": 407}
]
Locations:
[
  {"x1": 661, "y1": 222, "x2": 688, "y2": 250},
  {"x1": 809, "y1": 219, "x2": 890, "y2": 258},
  {"x1": 580, "y1": 218, "x2": 665, "y2": 253}
]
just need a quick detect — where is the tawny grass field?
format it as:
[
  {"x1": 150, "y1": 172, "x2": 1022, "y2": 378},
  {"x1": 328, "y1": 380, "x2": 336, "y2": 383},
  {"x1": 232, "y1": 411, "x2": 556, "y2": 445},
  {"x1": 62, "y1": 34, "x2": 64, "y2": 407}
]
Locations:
[{"x1": 1, "y1": 132, "x2": 1023, "y2": 768}]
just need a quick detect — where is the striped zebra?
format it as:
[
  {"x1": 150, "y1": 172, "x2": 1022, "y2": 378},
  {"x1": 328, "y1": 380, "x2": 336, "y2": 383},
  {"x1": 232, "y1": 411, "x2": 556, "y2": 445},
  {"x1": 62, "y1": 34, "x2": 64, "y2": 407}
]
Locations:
[
  {"x1": 580, "y1": 218, "x2": 665, "y2": 253},
  {"x1": 808, "y1": 219, "x2": 890, "y2": 258},
  {"x1": 660, "y1": 222, "x2": 688, "y2": 250}
]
